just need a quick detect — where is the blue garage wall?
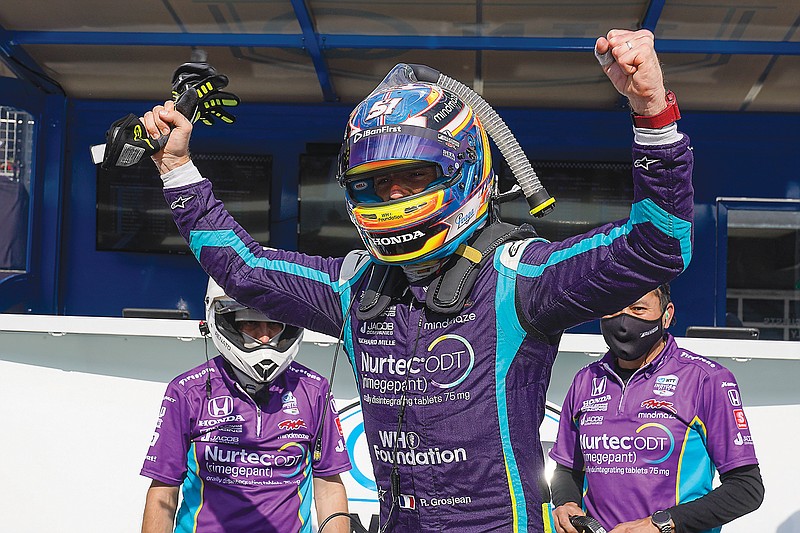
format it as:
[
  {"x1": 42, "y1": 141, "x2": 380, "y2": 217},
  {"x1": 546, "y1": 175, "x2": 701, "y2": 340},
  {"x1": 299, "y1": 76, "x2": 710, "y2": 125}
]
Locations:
[
  {"x1": 61, "y1": 99, "x2": 799, "y2": 331},
  {"x1": 63, "y1": 99, "x2": 351, "y2": 318}
]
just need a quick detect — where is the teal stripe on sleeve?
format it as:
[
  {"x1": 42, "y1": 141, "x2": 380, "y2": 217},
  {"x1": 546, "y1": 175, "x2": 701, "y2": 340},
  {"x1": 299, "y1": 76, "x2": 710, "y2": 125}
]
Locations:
[
  {"x1": 495, "y1": 266, "x2": 529, "y2": 530},
  {"x1": 516, "y1": 225, "x2": 628, "y2": 279},
  {"x1": 175, "y1": 443, "x2": 203, "y2": 533},
  {"x1": 190, "y1": 229, "x2": 369, "y2": 380},
  {"x1": 189, "y1": 229, "x2": 338, "y2": 288},
  {"x1": 677, "y1": 419, "x2": 715, "y2": 507},
  {"x1": 515, "y1": 199, "x2": 692, "y2": 280},
  {"x1": 298, "y1": 460, "x2": 315, "y2": 533},
  {"x1": 630, "y1": 199, "x2": 692, "y2": 269}
]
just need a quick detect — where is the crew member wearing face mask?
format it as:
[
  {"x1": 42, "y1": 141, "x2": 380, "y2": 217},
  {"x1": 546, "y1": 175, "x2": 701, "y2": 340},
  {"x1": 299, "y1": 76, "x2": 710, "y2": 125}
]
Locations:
[
  {"x1": 139, "y1": 279, "x2": 351, "y2": 533},
  {"x1": 549, "y1": 285, "x2": 764, "y2": 533}
]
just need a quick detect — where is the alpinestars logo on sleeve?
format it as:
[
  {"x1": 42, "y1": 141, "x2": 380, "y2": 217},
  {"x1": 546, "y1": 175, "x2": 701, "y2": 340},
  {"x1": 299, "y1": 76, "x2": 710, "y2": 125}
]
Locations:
[
  {"x1": 170, "y1": 195, "x2": 195, "y2": 209},
  {"x1": 633, "y1": 156, "x2": 660, "y2": 170}
]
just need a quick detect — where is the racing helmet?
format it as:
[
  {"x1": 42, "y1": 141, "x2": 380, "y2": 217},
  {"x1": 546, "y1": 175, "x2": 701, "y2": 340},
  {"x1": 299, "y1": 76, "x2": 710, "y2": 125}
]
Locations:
[
  {"x1": 337, "y1": 63, "x2": 495, "y2": 264},
  {"x1": 205, "y1": 278, "x2": 303, "y2": 384}
]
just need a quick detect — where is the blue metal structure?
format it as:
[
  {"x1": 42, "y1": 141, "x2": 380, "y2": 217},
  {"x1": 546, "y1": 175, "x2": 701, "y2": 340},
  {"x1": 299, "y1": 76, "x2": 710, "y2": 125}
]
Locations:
[
  {"x1": 8, "y1": 31, "x2": 800, "y2": 56},
  {"x1": 1, "y1": 3, "x2": 799, "y2": 336}
]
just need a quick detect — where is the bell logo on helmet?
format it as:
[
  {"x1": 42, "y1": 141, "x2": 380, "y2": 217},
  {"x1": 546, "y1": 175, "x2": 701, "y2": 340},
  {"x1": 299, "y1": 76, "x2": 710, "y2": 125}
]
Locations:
[{"x1": 372, "y1": 230, "x2": 425, "y2": 246}]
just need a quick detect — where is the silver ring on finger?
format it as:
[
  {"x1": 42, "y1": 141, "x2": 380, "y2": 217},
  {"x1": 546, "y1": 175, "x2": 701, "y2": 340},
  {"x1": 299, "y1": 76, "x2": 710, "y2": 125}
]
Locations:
[{"x1": 625, "y1": 41, "x2": 633, "y2": 50}]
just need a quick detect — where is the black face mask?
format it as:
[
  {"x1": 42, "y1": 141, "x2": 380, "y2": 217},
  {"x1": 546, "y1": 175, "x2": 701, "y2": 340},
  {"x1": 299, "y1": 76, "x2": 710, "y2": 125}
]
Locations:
[{"x1": 600, "y1": 312, "x2": 664, "y2": 361}]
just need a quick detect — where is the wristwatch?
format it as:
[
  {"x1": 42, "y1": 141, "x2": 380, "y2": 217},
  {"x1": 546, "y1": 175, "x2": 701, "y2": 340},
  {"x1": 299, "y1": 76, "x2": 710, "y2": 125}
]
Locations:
[
  {"x1": 651, "y1": 509, "x2": 674, "y2": 533},
  {"x1": 631, "y1": 90, "x2": 681, "y2": 129}
]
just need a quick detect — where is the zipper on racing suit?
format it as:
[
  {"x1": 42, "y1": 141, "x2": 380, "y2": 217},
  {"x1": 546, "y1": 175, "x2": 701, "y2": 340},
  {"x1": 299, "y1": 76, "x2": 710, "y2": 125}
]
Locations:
[{"x1": 382, "y1": 296, "x2": 426, "y2": 532}]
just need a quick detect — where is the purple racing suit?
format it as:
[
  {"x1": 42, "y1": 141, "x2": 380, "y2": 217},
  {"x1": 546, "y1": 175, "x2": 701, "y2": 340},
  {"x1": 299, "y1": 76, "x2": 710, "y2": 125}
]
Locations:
[
  {"x1": 549, "y1": 335, "x2": 759, "y2": 532},
  {"x1": 141, "y1": 356, "x2": 351, "y2": 533},
  {"x1": 162, "y1": 133, "x2": 694, "y2": 532}
]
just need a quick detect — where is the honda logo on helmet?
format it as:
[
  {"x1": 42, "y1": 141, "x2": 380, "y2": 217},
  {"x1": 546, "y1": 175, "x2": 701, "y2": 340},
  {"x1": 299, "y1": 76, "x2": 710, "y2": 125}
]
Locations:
[
  {"x1": 372, "y1": 230, "x2": 425, "y2": 246},
  {"x1": 208, "y1": 396, "x2": 234, "y2": 418}
]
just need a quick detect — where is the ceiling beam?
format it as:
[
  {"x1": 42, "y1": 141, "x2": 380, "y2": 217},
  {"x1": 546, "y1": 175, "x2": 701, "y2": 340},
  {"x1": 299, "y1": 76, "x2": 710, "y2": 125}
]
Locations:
[
  {"x1": 290, "y1": 0, "x2": 337, "y2": 102},
  {"x1": 10, "y1": 31, "x2": 302, "y2": 47},
  {"x1": 640, "y1": 0, "x2": 666, "y2": 32},
  {"x1": 0, "y1": 24, "x2": 63, "y2": 94},
  {"x1": 9, "y1": 31, "x2": 800, "y2": 56}
]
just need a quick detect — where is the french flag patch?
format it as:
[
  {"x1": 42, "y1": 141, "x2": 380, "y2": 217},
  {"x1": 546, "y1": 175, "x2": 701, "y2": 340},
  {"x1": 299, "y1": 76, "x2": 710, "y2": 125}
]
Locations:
[{"x1": 398, "y1": 494, "x2": 416, "y2": 510}]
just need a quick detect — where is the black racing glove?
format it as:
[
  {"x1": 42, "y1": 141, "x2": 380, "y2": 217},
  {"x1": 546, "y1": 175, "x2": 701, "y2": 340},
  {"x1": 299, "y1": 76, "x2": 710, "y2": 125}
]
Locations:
[
  {"x1": 100, "y1": 113, "x2": 165, "y2": 169},
  {"x1": 171, "y1": 61, "x2": 240, "y2": 126},
  {"x1": 94, "y1": 58, "x2": 239, "y2": 169},
  {"x1": 569, "y1": 515, "x2": 608, "y2": 533}
]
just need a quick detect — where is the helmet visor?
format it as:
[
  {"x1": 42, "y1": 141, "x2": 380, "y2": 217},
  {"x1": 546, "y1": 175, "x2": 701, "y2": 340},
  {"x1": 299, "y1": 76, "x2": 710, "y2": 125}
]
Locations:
[
  {"x1": 340, "y1": 125, "x2": 463, "y2": 198},
  {"x1": 352, "y1": 187, "x2": 446, "y2": 230},
  {"x1": 212, "y1": 299, "x2": 248, "y2": 316}
]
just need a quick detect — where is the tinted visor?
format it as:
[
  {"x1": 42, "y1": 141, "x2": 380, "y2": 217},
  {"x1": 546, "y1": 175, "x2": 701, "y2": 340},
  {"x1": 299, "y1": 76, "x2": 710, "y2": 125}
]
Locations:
[{"x1": 340, "y1": 125, "x2": 463, "y2": 190}]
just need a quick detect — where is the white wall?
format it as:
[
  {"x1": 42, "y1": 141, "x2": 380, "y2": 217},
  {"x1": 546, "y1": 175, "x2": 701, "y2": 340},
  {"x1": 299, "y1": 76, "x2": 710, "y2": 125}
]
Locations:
[{"x1": 0, "y1": 316, "x2": 797, "y2": 532}]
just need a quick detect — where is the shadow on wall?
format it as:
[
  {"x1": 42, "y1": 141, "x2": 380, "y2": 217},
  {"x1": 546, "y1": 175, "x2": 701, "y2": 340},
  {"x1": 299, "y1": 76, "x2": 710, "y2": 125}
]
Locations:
[{"x1": 777, "y1": 510, "x2": 800, "y2": 533}]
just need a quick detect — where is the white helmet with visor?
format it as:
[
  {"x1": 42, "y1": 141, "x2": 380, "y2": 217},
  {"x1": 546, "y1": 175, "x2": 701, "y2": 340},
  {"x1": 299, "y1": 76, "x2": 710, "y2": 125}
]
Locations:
[{"x1": 205, "y1": 278, "x2": 303, "y2": 384}]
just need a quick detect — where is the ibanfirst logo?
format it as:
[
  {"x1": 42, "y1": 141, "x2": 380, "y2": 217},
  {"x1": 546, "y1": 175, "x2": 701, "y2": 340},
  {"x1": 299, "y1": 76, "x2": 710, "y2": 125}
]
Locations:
[{"x1": 351, "y1": 125, "x2": 402, "y2": 143}]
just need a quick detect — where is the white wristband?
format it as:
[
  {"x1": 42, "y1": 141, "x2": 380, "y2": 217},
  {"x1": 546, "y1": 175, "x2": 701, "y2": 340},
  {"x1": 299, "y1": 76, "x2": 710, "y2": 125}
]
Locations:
[
  {"x1": 161, "y1": 160, "x2": 204, "y2": 189},
  {"x1": 633, "y1": 123, "x2": 683, "y2": 146}
]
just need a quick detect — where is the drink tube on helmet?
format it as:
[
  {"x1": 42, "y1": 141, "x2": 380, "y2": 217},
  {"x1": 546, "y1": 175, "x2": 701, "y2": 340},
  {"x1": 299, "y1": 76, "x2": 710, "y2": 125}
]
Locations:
[{"x1": 406, "y1": 63, "x2": 555, "y2": 217}]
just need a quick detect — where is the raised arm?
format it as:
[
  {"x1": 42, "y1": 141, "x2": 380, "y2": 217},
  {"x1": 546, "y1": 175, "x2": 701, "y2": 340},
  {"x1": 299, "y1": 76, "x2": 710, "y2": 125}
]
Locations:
[
  {"x1": 142, "y1": 99, "x2": 193, "y2": 174},
  {"x1": 139, "y1": 100, "x2": 359, "y2": 337},
  {"x1": 516, "y1": 29, "x2": 693, "y2": 334}
]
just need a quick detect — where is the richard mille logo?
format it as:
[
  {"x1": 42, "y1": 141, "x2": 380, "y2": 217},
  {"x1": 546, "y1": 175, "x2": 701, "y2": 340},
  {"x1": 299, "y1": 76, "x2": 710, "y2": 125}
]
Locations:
[
  {"x1": 633, "y1": 156, "x2": 659, "y2": 170},
  {"x1": 170, "y1": 195, "x2": 194, "y2": 209}
]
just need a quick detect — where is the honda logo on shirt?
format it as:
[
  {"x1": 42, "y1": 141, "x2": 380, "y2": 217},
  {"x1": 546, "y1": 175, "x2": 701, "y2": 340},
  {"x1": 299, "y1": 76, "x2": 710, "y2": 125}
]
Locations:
[
  {"x1": 727, "y1": 389, "x2": 741, "y2": 406},
  {"x1": 592, "y1": 377, "x2": 607, "y2": 396},
  {"x1": 208, "y1": 396, "x2": 234, "y2": 418}
]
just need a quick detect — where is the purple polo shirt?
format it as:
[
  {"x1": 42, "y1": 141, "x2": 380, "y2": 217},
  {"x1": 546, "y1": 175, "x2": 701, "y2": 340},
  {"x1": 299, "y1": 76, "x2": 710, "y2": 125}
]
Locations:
[
  {"x1": 549, "y1": 335, "x2": 758, "y2": 531},
  {"x1": 141, "y1": 356, "x2": 351, "y2": 532}
]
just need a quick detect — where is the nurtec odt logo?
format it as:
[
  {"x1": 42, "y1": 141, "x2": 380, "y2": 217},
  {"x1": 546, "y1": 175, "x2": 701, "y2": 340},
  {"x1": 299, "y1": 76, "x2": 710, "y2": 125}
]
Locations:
[
  {"x1": 360, "y1": 334, "x2": 475, "y2": 389},
  {"x1": 579, "y1": 422, "x2": 675, "y2": 464}
]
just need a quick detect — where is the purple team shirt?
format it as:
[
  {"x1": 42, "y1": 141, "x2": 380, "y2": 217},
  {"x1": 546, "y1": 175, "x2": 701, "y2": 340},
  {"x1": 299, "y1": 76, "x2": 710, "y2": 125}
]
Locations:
[
  {"x1": 141, "y1": 356, "x2": 351, "y2": 532},
  {"x1": 549, "y1": 335, "x2": 759, "y2": 531}
]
